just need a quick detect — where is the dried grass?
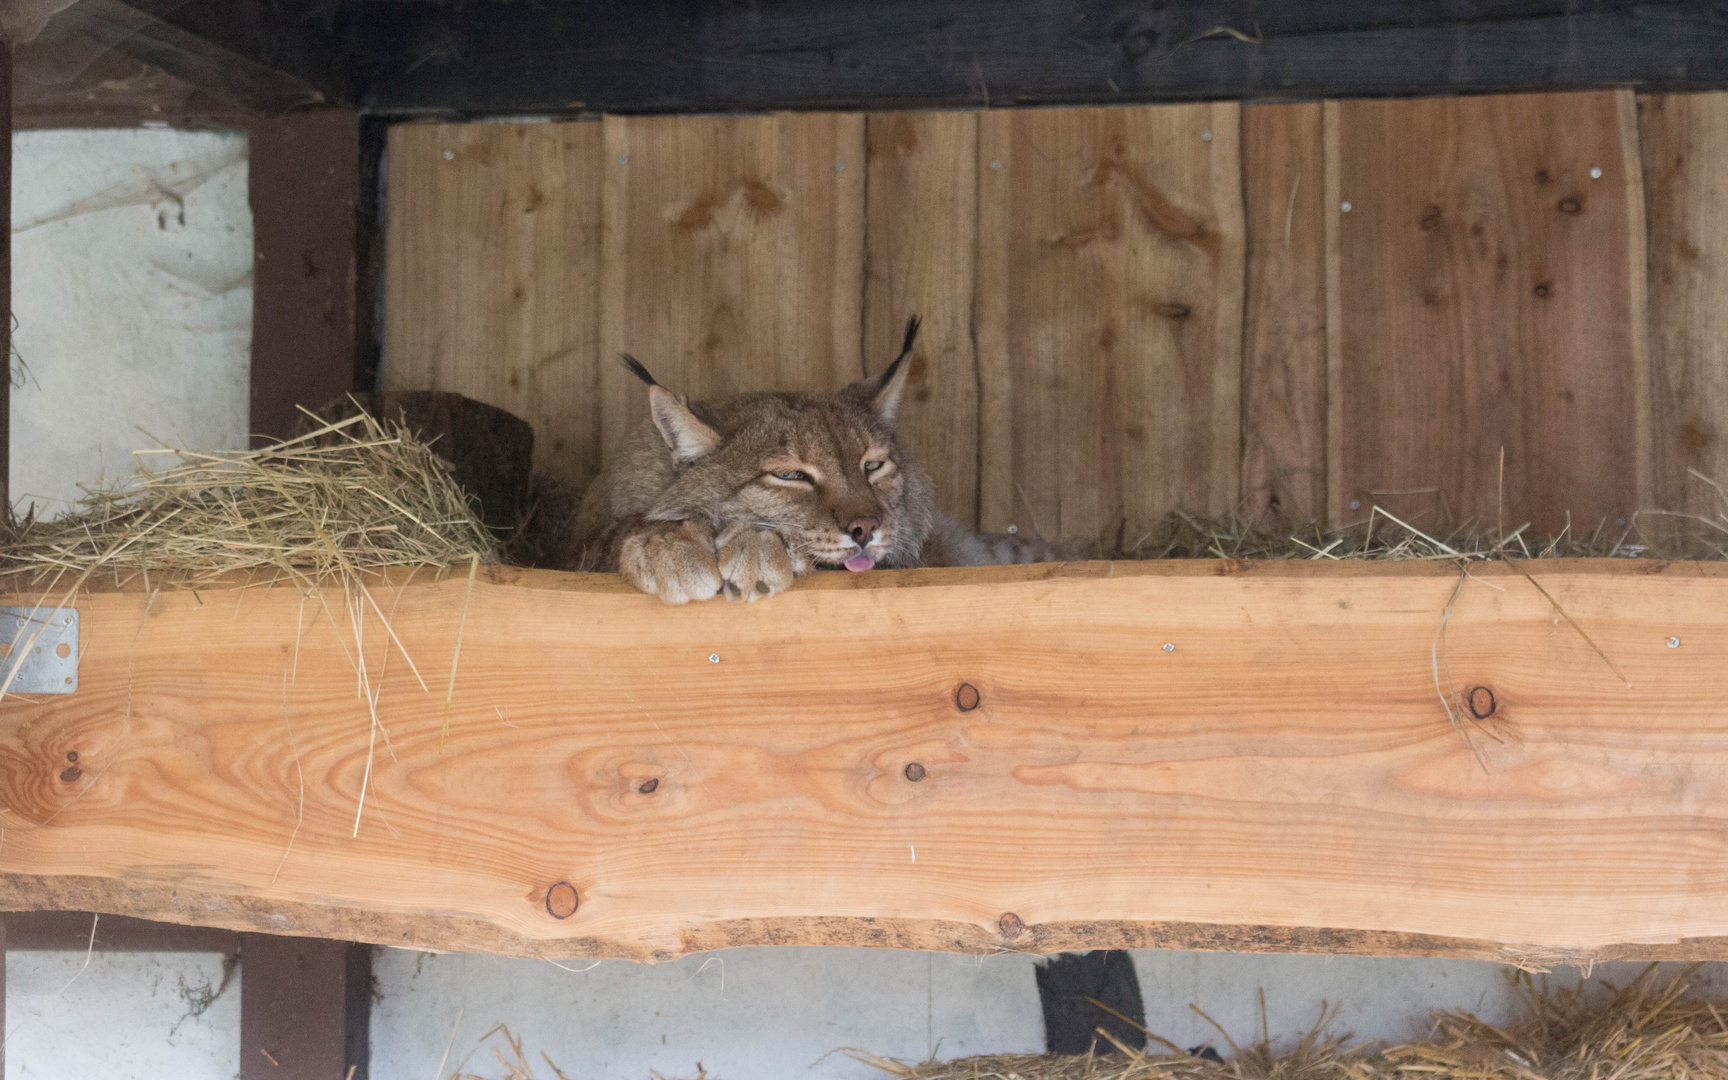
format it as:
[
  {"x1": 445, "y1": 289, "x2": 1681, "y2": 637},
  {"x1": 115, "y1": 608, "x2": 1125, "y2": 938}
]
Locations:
[
  {"x1": 0, "y1": 408, "x2": 495, "y2": 591},
  {"x1": 852, "y1": 967, "x2": 1728, "y2": 1080}
]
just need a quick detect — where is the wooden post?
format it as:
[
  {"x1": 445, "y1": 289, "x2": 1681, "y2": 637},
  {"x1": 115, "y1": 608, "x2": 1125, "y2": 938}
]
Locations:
[
  {"x1": 248, "y1": 107, "x2": 362, "y2": 443},
  {"x1": 240, "y1": 934, "x2": 371, "y2": 1080}
]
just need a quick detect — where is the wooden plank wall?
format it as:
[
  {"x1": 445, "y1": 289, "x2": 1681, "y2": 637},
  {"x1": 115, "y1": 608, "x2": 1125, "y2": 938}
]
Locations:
[{"x1": 384, "y1": 93, "x2": 1728, "y2": 544}]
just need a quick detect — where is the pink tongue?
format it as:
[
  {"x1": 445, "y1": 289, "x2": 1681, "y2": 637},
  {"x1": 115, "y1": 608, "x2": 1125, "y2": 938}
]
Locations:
[{"x1": 843, "y1": 554, "x2": 877, "y2": 572}]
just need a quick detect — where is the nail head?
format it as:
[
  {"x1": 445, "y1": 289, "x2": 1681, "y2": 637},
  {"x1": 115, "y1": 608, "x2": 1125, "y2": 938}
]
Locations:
[
  {"x1": 1350, "y1": 500, "x2": 1361, "y2": 510},
  {"x1": 709, "y1": 654, "x2": 720, "y2": 663},
  {"x1": 1201, "y1": 130, "x2": 1213, "y2": 141},
  {"x1": 546, "y1": 881, "x2": 579, "y2": 919},
  {"x1": 990, "y1": 160, "x2": 1001, "y2": 170},
  {"x1": 1667, "y1": 636, "x2": 1681, "y2": 648},
  {"x1": 1006, "y1": 524, "x2": 1019, "y2": 534},
  {"x1": 1341, "y1": 201, "x2": 1353, "y2": 213},
  {"x1": 443, "y1": 150, "x2": 454, "y2": 160},
  {"x1": 1590, "y1": 166, "x2": 1603, "y2": 179},
  {"x1": 1162, "y1": 642, "x2": 1175, "y2": 652}
]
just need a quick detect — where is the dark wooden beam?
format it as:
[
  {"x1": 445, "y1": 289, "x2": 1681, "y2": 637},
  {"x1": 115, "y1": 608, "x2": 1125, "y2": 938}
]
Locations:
[
  {"x1": 2, "y1": 911, "x2": 241, "y2": 951},
  {"x1": 49, "y1": 0, "x2": 347, "y2": 114},
  {"x1": 239, "y1": 934, "x2": 371, "y2": 1080},
  {"x1": 346, "y1": 0, "x2": 1728, "y2": 117},
  {"x1": 248, "y1": 106, "x2": 363, "y2": 443}
]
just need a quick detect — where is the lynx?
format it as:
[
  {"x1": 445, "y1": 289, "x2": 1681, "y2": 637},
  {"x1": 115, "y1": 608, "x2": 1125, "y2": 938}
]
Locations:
[{"x1": 559, "y1": 318, "x2": 1067, "y2": 603}]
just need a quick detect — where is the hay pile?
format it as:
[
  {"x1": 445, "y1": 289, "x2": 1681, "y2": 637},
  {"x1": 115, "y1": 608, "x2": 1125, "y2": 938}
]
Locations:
[
  {"x1": 849, "y1": 967, "x2": 1728, "y2": 1080},
  {"x1": 0, "y1": 409, "x2": 495, "y2": 593}
]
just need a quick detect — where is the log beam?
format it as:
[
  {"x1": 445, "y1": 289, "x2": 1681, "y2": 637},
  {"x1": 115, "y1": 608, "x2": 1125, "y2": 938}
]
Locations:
[{"x1": 0, "y1": 560, "x2": 1724, "y2": 963}]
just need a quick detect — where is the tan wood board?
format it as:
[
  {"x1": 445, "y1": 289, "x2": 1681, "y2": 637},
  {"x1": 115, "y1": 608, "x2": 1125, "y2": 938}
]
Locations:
[
  {"x1": 382, "y1": 121, "x2": 605, "y2": 487},
  {"x1": 1242, "y1": 103, "x2": 1328, "y2": 525},
  {"x1": 1, "y1": 561, "x2": 1726, "y2": 963},
  {"x1": 1330, "y1": 91, "x2": 1644, "y2": 536},
  {"x1": 1639, "y1": 93, "x2": 1728, "y2": 519},
  {"x1": 976, "y1": 103, "x2": 1245, "y2": 552},
  {"x1": 864, "y1": 110, "x2": 982, "y2": 529},
  {"x1": 599, "y1": 113, "x2": 866, "y2": 463}
]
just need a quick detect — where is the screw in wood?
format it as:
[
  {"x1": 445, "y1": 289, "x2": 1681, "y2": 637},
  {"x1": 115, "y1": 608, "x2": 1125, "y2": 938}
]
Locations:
[
  {"x1": 1163, "y1": 643, "x2": 1175, "y2": 652},
  {"x1": 1668, "y1": 637, "x2": 1681, "y2": 648},
  {"x1": 709, "y1": 654, "x2": 720, "y2": 663},
  {"x1": 904, "y1": 763, "x2": 927, "y2": 782},
  {"x1": 546, "y1": 881, "x2": 580, "y2": 919},
  {"x1": 1466, "y1": 686, "x2": 1497, "y2": 720},
  {"x1": 955, "y1": 683, "x2": 981, "y2": 712},
  {"x1": 998, "y1": 912, "x2": 1025, "y2": 939}
]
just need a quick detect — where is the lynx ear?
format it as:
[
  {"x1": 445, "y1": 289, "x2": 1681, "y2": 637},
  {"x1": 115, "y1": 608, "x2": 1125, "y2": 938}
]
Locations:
[
  {"x1": 847, "y1": 314, "x2": 920, "y2": 426},
  {"x1": 649, "y1": 386, "x2": 722, "y2": 462}
]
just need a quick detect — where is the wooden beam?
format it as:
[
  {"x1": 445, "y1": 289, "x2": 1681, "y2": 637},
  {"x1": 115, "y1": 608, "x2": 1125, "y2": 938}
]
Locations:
[
  {"x1": 348, "y1": 0, "x2": 1728, "y2": 117},
  {"x1": 248, "y1": 107, "x2": 362, "y2": 443},
  {"x1": 48, "y1": 0, "x2": 345, "y2": 114},
  {"x1": 239, "y1": 934, "x2": 370, "y2": 1080},
  {"x1": 0, "y1": 561, "x2": 1725, "y2": 965}
]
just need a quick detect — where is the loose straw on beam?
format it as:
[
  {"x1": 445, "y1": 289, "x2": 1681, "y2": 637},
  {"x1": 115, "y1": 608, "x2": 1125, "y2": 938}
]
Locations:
[{"x1": 440, "y1": 553, "x2": 480, "y2": 753}]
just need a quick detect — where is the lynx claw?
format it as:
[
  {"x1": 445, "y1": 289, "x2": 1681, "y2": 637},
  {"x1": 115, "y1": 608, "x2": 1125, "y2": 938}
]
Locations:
[
  {"x1": 716, "y1": 523, "x2": 800, "y2": 602},
  {"x1": 617, "y1": 520, "x2": 723, "y2": 604}
]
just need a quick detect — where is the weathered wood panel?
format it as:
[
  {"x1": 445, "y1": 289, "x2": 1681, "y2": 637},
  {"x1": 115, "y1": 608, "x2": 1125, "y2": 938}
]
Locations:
[
  {"x1": 383, "y1": 121, "x2": 605, "y2": 486},
  {"x1": 976, "y1": 103, "x2": 1244, "y2": 552},
  {"x1": 599, "y1": 113, "x2": 865, "y2": 462},
  {"x1": 1332, "y1": 91, "x2": 1644, "y2": 535},
  {"x1": 864, "y1": 110, "x2": 981, "y2": 529},
  {"x1": 1639, "y1": 93, "x2": 1728, "y2": 519},
  {"x1": 3, "y1": 561, "x2": 1726, "y2": 964},
  {"x1": 1242, "y1": 103, "x2": 1327, "y2": 526}
]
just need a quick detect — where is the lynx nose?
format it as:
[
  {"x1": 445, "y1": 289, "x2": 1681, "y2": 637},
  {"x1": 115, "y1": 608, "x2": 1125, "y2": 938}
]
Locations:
[{"x1": 846, "y1": 517, "x2": 880, "y2": 546}]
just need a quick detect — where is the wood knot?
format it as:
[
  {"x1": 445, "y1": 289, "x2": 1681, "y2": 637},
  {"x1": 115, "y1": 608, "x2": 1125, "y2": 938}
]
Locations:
[
  {"x1": 545, "y1": 882, "x2": 579, "y2": 920},
  {"x1": 1419, "y1": 205, "x2": 1442, "y2": 231},
  {"x1": 955, "y1": 683, "x2": 981, "y2": 712},
  {"x1": 638, "y1": 778, "x2": 660, "y2": 795},
  {"x1": 1533, "y1": 281, "x2": 1552, "y2": 299},
  {"x1": 904, "y1": 762, "x2": 927, "y2": 783},
  {"x1": 59, "y1": 766, "x2": 82, "y2": 783},
  {"x1": 1466, "y1": 686, "x2": 1497, "y2": 720},
  {"x1": 1557, "y1": 196, "x2": 1583, "y2": 214},
  {"x1": 998, "y1": 912, "x2": 1025, "y2": 940},
  {"x1": 65, "y1": 751, "x2": 78, "y2": 763}
]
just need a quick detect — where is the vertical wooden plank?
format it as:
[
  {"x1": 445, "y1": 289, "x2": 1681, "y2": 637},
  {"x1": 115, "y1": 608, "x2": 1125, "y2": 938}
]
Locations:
[
  {"x1": 976, "y1": 103, "x2": 1244, "y2": 551},
  {"x1": 1618, "y1": 90, "x2": 1653, "y2": 513},
  {"x1": 383, "y1": 120, "x2": 604, "y2": 487},
  {"x1": 1333, "y1": 91, "x2": 1639, "y2": 537},
  {"x1": 1241, "y1": 102, "x2": 1327, "y2": 525},
  {"x1": 240, "y1": 934, "x2": 370, "y2": 1080},
  {"x1": 1323, "y1": 101, "x2": 1345, "y2": 527},
  {"x1": 1639, "y1": 92, "x2": 1728, "y2": 516},
  {"x1": 863, "y1": 110, "x2": 980, "y2": 528},
  {"x1": 249, "y1": 107, "x2": 360, "y2": 443},
  {"x1": 600, "y1": 112, "x2": 865, "y2": 462}
]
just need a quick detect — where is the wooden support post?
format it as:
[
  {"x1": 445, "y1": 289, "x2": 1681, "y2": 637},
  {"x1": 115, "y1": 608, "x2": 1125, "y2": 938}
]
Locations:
[
  {"x1": 240, "y1": 934, "x2": 370, "y2": 1080},
  {"x1": 248, "y1": 107, "x2": 362, "y2": 443}
]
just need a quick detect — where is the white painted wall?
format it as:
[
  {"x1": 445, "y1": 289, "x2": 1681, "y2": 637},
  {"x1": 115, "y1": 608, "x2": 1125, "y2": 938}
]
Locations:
[
  {"x1": 369, "y1": 949, "x2": 1728, "y2": 1080},
  {"x1": 5, "y1": 951, "x2": 239, "y2": 1079},
  {"x1": 9, "y1": 128, "x2": 252, "y2": 516}
]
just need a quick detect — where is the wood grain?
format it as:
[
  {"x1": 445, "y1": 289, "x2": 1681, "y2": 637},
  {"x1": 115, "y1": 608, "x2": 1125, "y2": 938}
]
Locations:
[
  {"x1": 1639, "y1": 92, "x2": 1728, "y2": 518},
  {"x1": 2, "y1": 560, "x2": 1727, "y2": 962},
  {"x1": 1242, "y1": 103, "x2": 1326, "y2": 525},
  {"x1": 976, "y1": 103, "x2": 1244, "y2": 552},
  {"x1": 1333, "y1": 91, "x2": 1642, "y2": 537},
  {"x1": 864, "y1": 110, "x2": 981, "y2": 529},
  {"x1": 382, "y1": 121, "x2": 604, "y2": 487},
  {"x1": 599, "y1": 113, "x2": 866, "y2": 463}
]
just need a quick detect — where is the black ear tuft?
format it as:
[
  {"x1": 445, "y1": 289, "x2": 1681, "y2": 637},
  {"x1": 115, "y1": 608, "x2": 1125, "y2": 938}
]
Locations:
[
  {"x1": 618, "y1": 353, "x2": 659, "y2": 388},
  {"x1": 878, "y1": 314, "x2": 921, "y2": 385}
]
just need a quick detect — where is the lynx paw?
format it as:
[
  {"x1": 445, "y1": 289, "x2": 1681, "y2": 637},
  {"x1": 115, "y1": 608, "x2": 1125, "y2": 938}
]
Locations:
[
  {"x1": 617, "y1": 520, "x2": 723, "y2": 604},
  {"x1": 715, "y1": 523, "x2": 805, "y2": 601}
]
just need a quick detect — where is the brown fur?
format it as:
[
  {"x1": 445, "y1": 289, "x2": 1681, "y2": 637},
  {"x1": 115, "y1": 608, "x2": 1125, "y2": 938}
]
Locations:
[{"x1": 559, "y1": 328, "x2": 1068, "y2": 603}]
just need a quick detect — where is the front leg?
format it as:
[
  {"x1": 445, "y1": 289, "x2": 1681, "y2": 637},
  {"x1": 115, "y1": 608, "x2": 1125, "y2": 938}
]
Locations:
[
  {"x1": 715, "y1": 522, "x2": 810, "y2": 601},
  {"x1": 614, "y1": 519, "x2": 723, "y2": 604}
]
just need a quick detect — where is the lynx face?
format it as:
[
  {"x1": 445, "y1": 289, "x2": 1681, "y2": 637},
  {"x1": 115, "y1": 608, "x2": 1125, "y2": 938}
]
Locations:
[{"x1": 640, "y1": 379, "x2": 932, "y2": 574}]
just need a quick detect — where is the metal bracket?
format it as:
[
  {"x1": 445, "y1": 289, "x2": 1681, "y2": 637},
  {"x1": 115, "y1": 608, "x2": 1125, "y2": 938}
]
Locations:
[{"x1": 0, "y1": 607, "x2": 80, "y2": 694}]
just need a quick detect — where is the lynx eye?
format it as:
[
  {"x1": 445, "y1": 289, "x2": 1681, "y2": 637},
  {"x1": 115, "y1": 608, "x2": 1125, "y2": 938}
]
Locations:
[
  {"x1": 863, "y1": 460, "x2": 887, "y2": 473},
  {"x1": 770, "y1": 470, "x2": 814, "y2": 483}
]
